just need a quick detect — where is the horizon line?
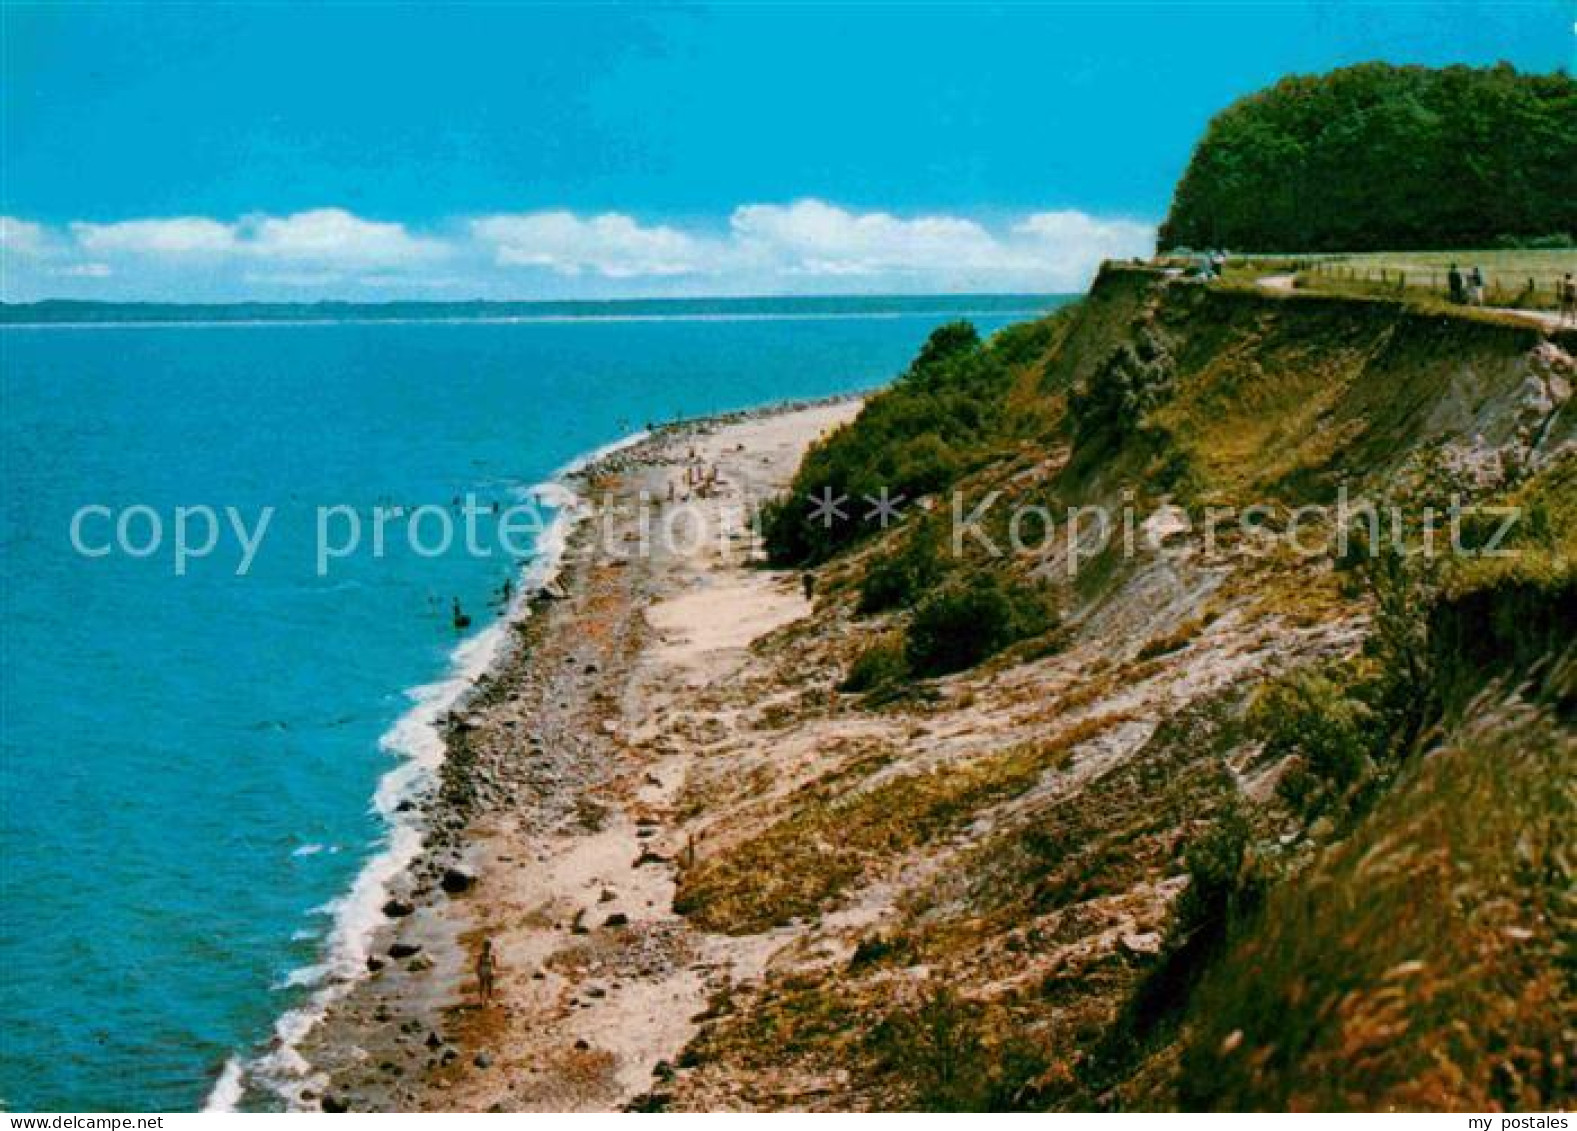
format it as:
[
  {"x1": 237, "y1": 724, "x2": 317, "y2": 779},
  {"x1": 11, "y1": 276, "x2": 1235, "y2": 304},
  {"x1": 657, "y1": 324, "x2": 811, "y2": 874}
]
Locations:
[{"x1": 2, "y1": 290, "x2": 1082, "y2": 307}]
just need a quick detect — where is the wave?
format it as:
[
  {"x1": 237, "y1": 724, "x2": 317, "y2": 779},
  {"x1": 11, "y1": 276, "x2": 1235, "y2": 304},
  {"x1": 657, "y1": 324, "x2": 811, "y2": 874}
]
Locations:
[
  {"x1": 205, "y1": 1058, "x2": 246, "y2": 1113},
  {"x1": 202, "y1": 427, "x2": 646, "y2": 1111}
]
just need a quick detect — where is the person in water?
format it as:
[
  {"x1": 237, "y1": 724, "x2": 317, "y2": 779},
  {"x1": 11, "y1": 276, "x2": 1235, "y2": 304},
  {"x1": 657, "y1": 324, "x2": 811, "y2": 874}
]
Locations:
[
  {"x1": 452, "y1": 598, "x2": 471, "y2": 630},
  {"x1": 477, "y1": 938, "x2": 497, "y2": 1004}
]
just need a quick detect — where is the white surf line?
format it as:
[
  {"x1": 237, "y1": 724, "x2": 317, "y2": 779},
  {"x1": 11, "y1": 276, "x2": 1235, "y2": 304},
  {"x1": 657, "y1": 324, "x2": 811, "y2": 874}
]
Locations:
[{"x1": 204, "y1": 426, "x2": 651, "y2": 1112}]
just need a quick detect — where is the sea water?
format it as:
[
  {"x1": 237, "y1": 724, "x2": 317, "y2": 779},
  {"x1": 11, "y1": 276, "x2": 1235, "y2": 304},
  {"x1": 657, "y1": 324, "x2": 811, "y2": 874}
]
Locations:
[{"x1": 0, "y1": 298, "x2": 1067, "y2": 1110}]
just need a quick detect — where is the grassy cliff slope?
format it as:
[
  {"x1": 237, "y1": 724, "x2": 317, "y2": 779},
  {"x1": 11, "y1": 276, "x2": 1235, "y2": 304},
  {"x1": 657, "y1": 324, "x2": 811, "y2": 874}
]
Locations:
[{"x1": 652, "y1": 265, "x2": 1574, "y2": 1111}]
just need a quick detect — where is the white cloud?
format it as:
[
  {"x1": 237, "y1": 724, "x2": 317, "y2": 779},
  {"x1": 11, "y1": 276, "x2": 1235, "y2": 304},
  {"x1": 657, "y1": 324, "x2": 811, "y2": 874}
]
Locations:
[
  {"x1": 242, "y1": 208, "x2": 445, "y2": 267},
  {"x1": 3, "y1": 200, "x2": 1157, "y2": 299},
  {"x1": 470, "y1": 211, "x2": 707, "y2": 277},
  {"x1": 240, "y1": 270, "x2": 346, "y2": 288},
  {"x1": 0, "y1": 216, "x2": 48, "y2": 257},
  {"x1": 1016, "y1": 209, "x2": 1154, "y2": 248},
  {"x1": 52, "y1": 262, "x2": 113, "y2": 278},
  {"x1": 722, "y1": 200, "x2": 1153, "y2": 289},
  {"x1": 356, "y1": 274, "x2": 465, "y2": 289},
  {"x1": 1014, "y1": 209, "x2": 1154, "y2": 279},
  {"x1": 469, "y1": 199, "x2": 1154, "y2": 290},
  {"x1": 72, "y1": 217, "x2": 238, "y2": 255},
  {"x1": 67, "y1": 209, "x2": 442, "y2": 269},
  {"x1": 729, "y1": 200, "x2": 1014, "y2": 276}
]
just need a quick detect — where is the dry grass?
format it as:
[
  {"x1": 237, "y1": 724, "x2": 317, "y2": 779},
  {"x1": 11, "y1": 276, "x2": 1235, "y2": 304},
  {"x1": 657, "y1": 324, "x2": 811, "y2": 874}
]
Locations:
[
  {"x1": 1178, "y1": 677, "x2": 1576, "y2": 1111},
  {"x1": 674, "y1": 720, "x2": 1118, "y2": 934},
  {"x1": 1135, "y1": 612, "x2": 1214, "y2": 661}
]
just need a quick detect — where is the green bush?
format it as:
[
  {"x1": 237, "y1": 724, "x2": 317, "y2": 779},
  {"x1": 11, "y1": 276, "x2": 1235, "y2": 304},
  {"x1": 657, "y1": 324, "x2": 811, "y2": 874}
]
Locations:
[
  {"x1": 910, "y1": 320, "x2": 980, "y2": 370},
  {"x1": 904, "y1": 573, "x2": 1054, "y2": 677},
  {"x1": 870, "y1": 987, "x2": 1044, "y2": 1111},
  {"x1": 1359, "y1": 547, "x2": 1436, "y2": 748},
  {"x1": 763, "y1": 318, "x2": 1061, "y2": 566},
  {"x1": 1179, "y1": 801, "x2": 1258, "y2": 926},
  {"x1": 1068, "y1": 324, "x2": 1175, "y2": 440},
  {"x1": 841, "y1": 635, "x2": 909, "y2": 693},
  {"x1": 988, "y1": 313, "x2": 1068, "y2": 369},
  {"x1": 858, "y1": 519, "x2": 947, "y2": 614},
  {"x1": 879, "y1": 433, "x2": 962, "y2": 498},
  {"x1": 1253, "y1": 666, "x2": 1376, "y2": 815}
]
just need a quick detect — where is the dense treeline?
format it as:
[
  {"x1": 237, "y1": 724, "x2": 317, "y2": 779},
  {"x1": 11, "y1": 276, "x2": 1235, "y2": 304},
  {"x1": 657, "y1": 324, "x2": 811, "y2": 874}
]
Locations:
[{"x1": 1159, "y1": 62, "x2": 1577, "y2": 252}]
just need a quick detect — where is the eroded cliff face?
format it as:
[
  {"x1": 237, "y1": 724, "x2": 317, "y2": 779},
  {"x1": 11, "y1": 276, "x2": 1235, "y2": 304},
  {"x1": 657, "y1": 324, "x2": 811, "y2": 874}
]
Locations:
[{"x1": 643, "y1": 269, "x2": 1574, "y2": 1111}]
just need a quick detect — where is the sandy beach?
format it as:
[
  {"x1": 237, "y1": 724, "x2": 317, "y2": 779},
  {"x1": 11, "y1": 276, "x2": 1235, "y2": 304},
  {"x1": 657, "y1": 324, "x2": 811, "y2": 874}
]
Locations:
[{"x1": 295, "y1": 397, "x2": 861, "y2": 1112}]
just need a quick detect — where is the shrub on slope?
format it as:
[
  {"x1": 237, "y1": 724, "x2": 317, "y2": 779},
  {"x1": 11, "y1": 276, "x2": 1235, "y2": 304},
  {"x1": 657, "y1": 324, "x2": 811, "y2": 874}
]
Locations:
[{"x1": 762, "y1": 311, "x2": 1074, "y2": 567}]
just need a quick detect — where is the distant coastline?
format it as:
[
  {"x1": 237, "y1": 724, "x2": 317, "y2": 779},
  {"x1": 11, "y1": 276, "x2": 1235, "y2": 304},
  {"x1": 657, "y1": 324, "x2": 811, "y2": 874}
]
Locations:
[{"x1": 0, "y1": 293, "x2": 1074, "y2": 327}]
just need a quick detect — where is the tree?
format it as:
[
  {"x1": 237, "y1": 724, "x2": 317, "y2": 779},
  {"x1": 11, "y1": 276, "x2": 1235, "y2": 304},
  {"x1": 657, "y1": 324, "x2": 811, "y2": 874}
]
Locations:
[{"x1": 1158, "y1": 63, "x2": 1577, "y2": 252}]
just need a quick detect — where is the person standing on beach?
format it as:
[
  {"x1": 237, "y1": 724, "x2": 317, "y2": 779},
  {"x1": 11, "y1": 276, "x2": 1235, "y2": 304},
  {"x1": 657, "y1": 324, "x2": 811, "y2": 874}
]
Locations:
[{"x1": 477, "y1": 938, "x2": 497, "y2": 1005}]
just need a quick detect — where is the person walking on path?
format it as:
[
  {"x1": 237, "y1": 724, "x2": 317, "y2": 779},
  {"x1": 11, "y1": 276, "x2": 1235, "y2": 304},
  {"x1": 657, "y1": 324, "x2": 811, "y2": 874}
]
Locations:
[
  {"x1": 1560, "y1": 272, "x2": 1577, "y2": 326},
  {"x1": 1447, "y1": 264, "x2": 1464, "y2": 305},
  {"x1": 476, "y1": 938, "x2": 497, "y2": 1005},
  {"x1": 1469, "y1": 266, "x2": 1487, "y2": 307}
]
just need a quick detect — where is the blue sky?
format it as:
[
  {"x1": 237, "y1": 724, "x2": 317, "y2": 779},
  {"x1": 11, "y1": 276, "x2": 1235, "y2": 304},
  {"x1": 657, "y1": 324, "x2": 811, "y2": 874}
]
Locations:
[{"x1": 1, "y1": 2, "x2": 1569, "y2": 301}]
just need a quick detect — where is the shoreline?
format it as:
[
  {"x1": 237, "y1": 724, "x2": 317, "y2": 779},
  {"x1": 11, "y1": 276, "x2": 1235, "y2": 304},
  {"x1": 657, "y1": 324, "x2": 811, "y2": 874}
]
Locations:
[
  {"x1": 210, "y1": 443, "x2": 604, "y2": 1112},
  {"x1": 242, "y1": 394, "x2": 861, "y2": 1111}
]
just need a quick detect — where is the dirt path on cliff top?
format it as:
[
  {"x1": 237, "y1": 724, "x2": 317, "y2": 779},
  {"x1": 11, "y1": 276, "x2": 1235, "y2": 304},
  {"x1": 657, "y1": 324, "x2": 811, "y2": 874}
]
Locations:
[
  {"x1": 303, "y1": 400, "x2": 859, "y2": 1112},
  {"x1": 1256, "y1": 270, "x2": 1569, "y2": 329}
]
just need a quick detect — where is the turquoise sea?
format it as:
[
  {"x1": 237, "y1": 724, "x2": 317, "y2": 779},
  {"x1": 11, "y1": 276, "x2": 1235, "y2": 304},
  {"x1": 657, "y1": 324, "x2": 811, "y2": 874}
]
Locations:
[{"x1": 0, "y1": 297, "x2": 1069, "y2": 1111}]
